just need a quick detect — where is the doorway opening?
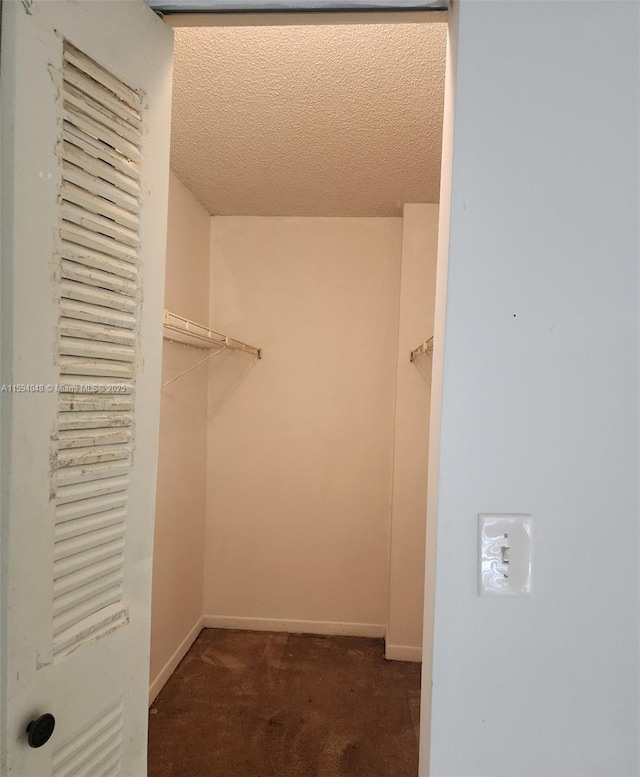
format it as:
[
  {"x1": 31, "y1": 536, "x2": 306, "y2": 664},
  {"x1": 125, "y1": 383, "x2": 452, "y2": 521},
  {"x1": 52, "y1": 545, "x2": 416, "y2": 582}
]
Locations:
[{"x1": 149, "y1": 9, "x2": 449, "y2": 776}]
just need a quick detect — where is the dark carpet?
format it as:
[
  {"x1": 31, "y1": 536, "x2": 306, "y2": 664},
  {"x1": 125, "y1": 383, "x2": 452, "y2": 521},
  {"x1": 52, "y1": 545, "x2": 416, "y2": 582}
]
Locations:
[{"x1": 148, "y1": 629, "x2": 421, "y2": 777}]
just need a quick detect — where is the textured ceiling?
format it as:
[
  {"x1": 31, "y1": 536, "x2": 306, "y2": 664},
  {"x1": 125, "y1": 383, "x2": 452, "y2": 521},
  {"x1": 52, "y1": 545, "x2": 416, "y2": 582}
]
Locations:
[{"x1": 170, "y1": 23, "x2": 446, "y2": 216}]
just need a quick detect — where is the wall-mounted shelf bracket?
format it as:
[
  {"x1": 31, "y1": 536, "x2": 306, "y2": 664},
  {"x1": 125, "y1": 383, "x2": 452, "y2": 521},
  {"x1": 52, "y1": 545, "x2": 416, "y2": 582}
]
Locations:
[{"x1": 410, "y1": 336, "x2": 433, "y2": 362}]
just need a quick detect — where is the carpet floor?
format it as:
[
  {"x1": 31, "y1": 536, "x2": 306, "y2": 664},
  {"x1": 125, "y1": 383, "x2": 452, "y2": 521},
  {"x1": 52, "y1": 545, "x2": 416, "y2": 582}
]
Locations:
[{"x1": 148, "y1": 629, "x2": 421, "y2": 777}]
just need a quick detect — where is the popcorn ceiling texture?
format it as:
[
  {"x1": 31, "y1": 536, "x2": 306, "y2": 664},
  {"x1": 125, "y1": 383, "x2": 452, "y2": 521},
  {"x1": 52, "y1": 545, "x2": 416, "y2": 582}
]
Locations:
[{"x1": 170, "y1": 23, "x2": 446, "y2": 216}]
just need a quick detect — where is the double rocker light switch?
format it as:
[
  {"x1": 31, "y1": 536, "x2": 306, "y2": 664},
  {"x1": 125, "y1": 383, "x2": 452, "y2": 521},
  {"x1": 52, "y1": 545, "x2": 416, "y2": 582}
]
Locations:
[{"x1": 478, "y1": 513, "x2": 533, "y2": 597}]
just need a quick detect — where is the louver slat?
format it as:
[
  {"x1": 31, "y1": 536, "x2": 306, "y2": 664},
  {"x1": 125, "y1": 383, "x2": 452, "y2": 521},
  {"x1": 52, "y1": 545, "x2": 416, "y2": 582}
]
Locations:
[
  {"x1": 62, "y1": 161, "x2": 139, "y2": 216},
  {"x1": 51, "y1": 42, "x2": 142, "y2": 659},
  {"x1": 60, "y1": 280, "x2": 136, "y2": 313},
  {"x1": 62, "y1": 142, "x2": 140, "y2": 199},
  {"x1": 64, "y1": 44, "x2": 140, "y2": 109},
  {"x1": 54, "y1": 528, "x2": 126, "y2": 565},
  {"x1": 56, "y1": 409, "x2": 133, "y2": 430},
  {"x1": 55, "y1": 506, "x2": 128, "y2": 539},
  {"x1": 57, "y1": 446, "x2": 132, "y2": 469},
  {"x1": 53, "y1": 704, "x2": 124, "y2": 777},
  {"x1": 59, "y1": 336, "x2": 137, "y2": 362},
  {"x1": 60, "y1": 262, "x2": 138, "y2": 297},
  {"x1": 53, "y1": 586, "x2": 124, "y2": 636},
  {"x1": 55, "y1": 493, "x2": 128, "y2": 527},
  {"x1": 61, "y1": 178, "x2": 139, "y2": 229},
  {"x1": 62, "y1": 109, "x2": 141, "y2": 164},
  {"x1": 55, "y1": 461, "x2": 132, "y2": 488},
  {"x1": 56, "y1": 478, "x2": 130, "y2": 507},
  {"x1": 63, "y1": 85, "x2": 141, "y2": 146},
  {"x1": 53, "y1": 569, "x2": 125, "y2": 619},
  {"x1": 61, "y1": 245, "x2": 138, "y2": 282},
  {"x1": 61, "y1": 202, "x2": 139, "y2": 248},
  {"x1": 62, "y1": 63, "x2": 141, "y2": 129},
  {"x1": 53, "y1": 556, "x2": 124, "y2": 599},
  {"x1": 59, "y1": 320, "x2": 136, "y2": 347},
  {"x1": 58, "y1": 394, "x2": 133, "y2": 416},
  {"x1": 62, "y1": 219, "x2": 138, "y2": 262},
  {"x1": 54, "y1": 540, "x2": 126, "y2": 581},
  {"x1": 60, "y1": 299, "x2": 136, "y2": 330},
  {"x1": 59, "y1": 357, "x2": 135, "y2": 379}
]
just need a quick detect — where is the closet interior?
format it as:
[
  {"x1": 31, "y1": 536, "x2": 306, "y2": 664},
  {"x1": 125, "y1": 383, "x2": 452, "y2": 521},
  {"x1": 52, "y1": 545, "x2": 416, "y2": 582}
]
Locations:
[{"x1": 148, "y1": 14, "x2": 446, "y2": 774}]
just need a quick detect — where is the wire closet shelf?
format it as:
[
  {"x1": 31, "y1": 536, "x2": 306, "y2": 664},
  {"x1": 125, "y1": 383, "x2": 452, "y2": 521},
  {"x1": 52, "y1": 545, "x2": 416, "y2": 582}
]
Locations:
[
  {"x1": 410, "y1": 336, "x2": 433, "y2": 362},
  {"x1": 162, "y1": 309, "x2": 262, "y2": 359}
]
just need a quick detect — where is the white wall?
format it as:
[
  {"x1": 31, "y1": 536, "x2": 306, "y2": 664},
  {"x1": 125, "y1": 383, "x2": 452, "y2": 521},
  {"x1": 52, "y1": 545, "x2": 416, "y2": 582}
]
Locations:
[
  {"x1": 386, "y1": 204, "x2": 438, "y2": 661},
  {"x1": 150, "y1": 172, "x2": 209, "y2": 700},
  {"x1": 204, "y1": 216, "x2": 402, "y2": 634},
  {"x1": 423, "y1": 2, "x2": 639, "y2": 775}
]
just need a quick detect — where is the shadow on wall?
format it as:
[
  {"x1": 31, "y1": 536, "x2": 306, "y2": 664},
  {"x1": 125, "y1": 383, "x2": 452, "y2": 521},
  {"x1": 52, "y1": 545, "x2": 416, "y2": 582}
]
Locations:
[
  {"x1": 207, "y1": 349, "x2": 259, "y2": 420},
  {"x1": 412, "y1": 357, "x2": 432, "y2": 385}
]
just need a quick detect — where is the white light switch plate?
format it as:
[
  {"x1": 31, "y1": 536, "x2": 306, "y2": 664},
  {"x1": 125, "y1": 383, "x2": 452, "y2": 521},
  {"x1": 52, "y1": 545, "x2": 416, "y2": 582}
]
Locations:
[{"x1": 478, "y1": 514, "x2": 533, "y2": 597}]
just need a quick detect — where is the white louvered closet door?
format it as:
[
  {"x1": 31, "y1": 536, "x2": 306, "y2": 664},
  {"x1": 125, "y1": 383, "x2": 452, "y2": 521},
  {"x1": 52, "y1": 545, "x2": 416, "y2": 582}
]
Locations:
[{"x1": 0, "y1": 2, "x2": 173, "y2": 776}]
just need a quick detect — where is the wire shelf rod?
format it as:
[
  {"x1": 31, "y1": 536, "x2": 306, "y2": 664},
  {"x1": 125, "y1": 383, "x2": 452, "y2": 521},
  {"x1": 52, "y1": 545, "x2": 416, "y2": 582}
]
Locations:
[{"x1": 162, "y1": 309, "x2": 262, "y2": 359}]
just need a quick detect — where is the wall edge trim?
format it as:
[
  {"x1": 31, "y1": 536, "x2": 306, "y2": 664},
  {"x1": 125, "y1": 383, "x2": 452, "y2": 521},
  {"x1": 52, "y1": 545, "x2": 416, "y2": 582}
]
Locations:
[
  {"x1": 148, "y1": 617, "x2": 204, "y2": 706},
  {"x1": 385, "y1": 642, "x2": 423, "y2": 662},
  {"x1": 202, "y1": 615, "x2": 386, "y2": 638}
]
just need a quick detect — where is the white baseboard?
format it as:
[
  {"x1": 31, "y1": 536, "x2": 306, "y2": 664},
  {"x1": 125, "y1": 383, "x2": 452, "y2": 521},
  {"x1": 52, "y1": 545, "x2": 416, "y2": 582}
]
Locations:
[
  {"x1": 202, "y1": 614, "x2": 386, "y2": 639},
  {"x1": 384, "y1": 642, "x2": 423, "y2": 663},
  {"x1": 149, "y1": 617, "x2": 204, "y2": 706}
]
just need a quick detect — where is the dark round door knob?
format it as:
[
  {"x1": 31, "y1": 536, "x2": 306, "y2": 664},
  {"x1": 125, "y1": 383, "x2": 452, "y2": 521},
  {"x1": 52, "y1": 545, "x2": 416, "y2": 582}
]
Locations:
[{"x1": 26, "y1": 714, "x2": 55, "y2": 748}]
